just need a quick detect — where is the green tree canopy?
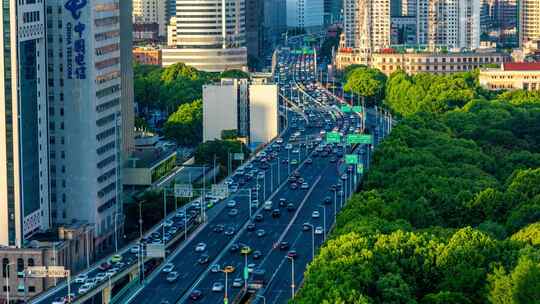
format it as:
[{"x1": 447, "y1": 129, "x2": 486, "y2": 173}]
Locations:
[
  {"x1": 163, "y1": 99, "x2": 203, "y2": 146},
  {"x1": 343, "y1": 66, "x2": 387, "y2": 106},
  {"x1": 220, "y1": 69, "x2": 250, "y2": 79}
]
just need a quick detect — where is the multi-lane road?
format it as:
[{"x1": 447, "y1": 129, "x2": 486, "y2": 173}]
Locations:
[{"x1": 32, "y1": 45, "x2": 389, "y2": 304}]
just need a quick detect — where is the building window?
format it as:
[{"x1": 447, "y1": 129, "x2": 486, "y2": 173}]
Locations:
[
  {"x1": 2, "y1": 258, "x2": 9, "y2": 277},
  {"x1": 27, "y1": 258, "x2": 34, "y2": 267}
]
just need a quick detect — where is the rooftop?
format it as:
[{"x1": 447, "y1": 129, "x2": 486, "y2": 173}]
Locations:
[{"x1": 502, "y1": 62, "x2": 540, "y2": 71}]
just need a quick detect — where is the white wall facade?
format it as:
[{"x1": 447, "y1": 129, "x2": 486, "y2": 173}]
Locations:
[
  {"x1": 249, "y1": 85, "x2": 279, "y2": 145},
  {"x1": 203, "y1": 83, "x2": 239, "y2": 142}
]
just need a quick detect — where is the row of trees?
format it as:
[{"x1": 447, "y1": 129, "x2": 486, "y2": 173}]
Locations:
[{"x1": 294, "y1": 71, "x2": 540, "y2": 303}]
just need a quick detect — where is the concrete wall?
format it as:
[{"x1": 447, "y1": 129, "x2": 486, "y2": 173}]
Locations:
[{"x1": 249, "y1": 85, "x2": 279, "y2": 145}]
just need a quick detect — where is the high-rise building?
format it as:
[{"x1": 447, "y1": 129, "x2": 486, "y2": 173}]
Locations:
[
  {"x1": 0, "y1": 0, "x2": 50, "y2": 247},
  {"x1": 286, "y1": 0, "x2": 325, "y2": 29},
  {"x1": 480, "y1": 0, "x2": 518, "y2": 46},
  {"x1": 246, "y1": 0, "x2": 264, "y2": 63},
  {"x1": 121, "y1": 0, "x2": 135, "y2": 156},
  {"x1": 417, "y1": 0, "x2": 480, "y2": 50},
  {"x1": 519, "y1": 0, "x2": 540, "y2": 47},
  {"x1": 132, "y1": 0, "x2": 168, "y2": 37},
  {"x1": 45, "y1": 0, "x2": 124, "y2": 252},
  {"x1": 264, "y1": 0, "x2": 287, "y2": 49},
  {"x1": 401, "y1": 0, "x2": 417, "y2": 16},
  {"x1": 163, "y1": 0, "x2": 247, "y2": 72},
  {"x1": 341, "y1": 0, "x2": 391, "y2": 63}
]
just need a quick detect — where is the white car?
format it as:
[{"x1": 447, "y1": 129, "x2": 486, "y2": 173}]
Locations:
[
  {"x1": 292, "y1": 149, "x2": 300, "y2": 154},
  {"x1": 276, "y1": 137, "x2": 284, "y2": 144},
  {"x1": 74, "y1": 273, "x2": 88, "y2": 284},
  {"x1": 162, "y1": 263, "x2": 175, "y2": 273},
  {"x1": 195, "y1": 242, "x2": 207, "y2": 252},
  {"x1": 130, "y1": 245, "x2": 140, "y2": 254},
  {"x1": 212, "y1": 282, "x2": 224, "y2": 292},
  {"x1": 78, "y1": 283, "x2": 93, "y2": 294},
  {"x1": 285, "y1": 144, "x2": 293, "y2": 150},
  {"x1": 312, "y1": 211, "x2": 320, "y2": 218},
  {"x1": 315, "y1": 226, "x2": 324, "y2": 235},
  {"x1": 95, "y1": 272, "x2": 107, "y2": 283},
  {"x1": 210, "y1": 264, "x2": 221, "y2": 273},
  {"x1": 226, "y1": 200, "x2": 236, "y2": 208}
]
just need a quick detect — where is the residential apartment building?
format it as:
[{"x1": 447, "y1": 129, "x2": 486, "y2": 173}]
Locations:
[
  {"x1": 163, "y1": 0, "x2": 248, "y2": 72},
  {"x1": 132, "y1": 0, "x2": 167, "y2": 37},
  {"x1": 417, "y1": 0, "x2": 481, "y2": 50},
  {"x1": 340, "y1": 0, "x2": 391, "y2": 64},
  {"x1": 45, "y1": 0, "x2": 124, "y2": 252},
  {"x1": 337, "y1": 48, "x2": 510, "y2": 74},
  {"x1": 480, "y1": 0, "x2": 518, "y2": 46},
  {"x1": 519, "y1": 0, "x2": 540, "y2": 47},
  {"x1": 133, "y1": 47, "x2": 162, "y2": 65},
  {"x1": 480, "y1": 62, "x2": 540, "y2": 91},
  {"x1": 0, "y1": 0, "x2": 50, "y2": 248},
  {"x1": 286, "y1": 0, "x2": 325, "y2": 30}
]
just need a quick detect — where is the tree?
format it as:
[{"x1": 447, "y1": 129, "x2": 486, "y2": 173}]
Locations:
[
  {"x1": 343, "y1": 67, "x2": 387, "y2": 106},
  {"x1": 221, "y1": 129, "x2": 238, "y2": 140},
  {"x1": 193, "y1": 139, "x2": 248, "y2": 169},
  {"x1": 163, "y1": 100, "x2": 203, "y2": 146},
  {"x1": 220, "y1": 69, "x2": 250, "y2": 79}
]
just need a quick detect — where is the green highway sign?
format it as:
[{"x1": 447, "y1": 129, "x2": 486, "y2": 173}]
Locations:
[
  {"x1": 347, "y1": 134, "x2": 373, "y2": 145},
  {"x1": 224, "y1": 298, "x2": 228, "y2": 304},
  {"x1": 326, "y1": 131, "x2": 341, "y2": 143},
  {"x1": 352, "y1": 106, "x2": 363, "y2": 113},
  {"x1": 357, "y1": 164, "x2": 364, "y2": 174},
  {"x1": 341, "y1": 105, "x2": 352, "y2": 113},
  {"x1": 243, "y1": 267, "x2": 249, "y2": 279},
  {"x1": 345, "y1": 154, "x2": 359, "y2": 164}
]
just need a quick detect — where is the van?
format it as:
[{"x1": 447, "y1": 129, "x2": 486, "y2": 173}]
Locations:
[{"x1": 263, "y1": 201, "x2": 272, "y2": 210}]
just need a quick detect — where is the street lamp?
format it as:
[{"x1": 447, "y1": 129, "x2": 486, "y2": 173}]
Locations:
[
  {"x1": 319, "y1": 206, "x2": 327, "y2": 240},
  {"x1": 221, "y1": 265, "x2": 234, "y2": 304},
  {"x1": 4, "y1": 262, "x2": 14, "y2": 304},
  {"x1": 256, "y1": 295, "x2": 266, "y2": 304},
  {"x1": 287, "y1": 256, "x2": 295, "y2": 299},
  {"x1": 114, "y1": 213, "x2": 123, "y2": 253},
  {"x1": 304, "y1": 223, "x2": 315, "y2": 259}
]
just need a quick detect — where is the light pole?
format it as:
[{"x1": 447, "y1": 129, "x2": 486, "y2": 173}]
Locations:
[
  {"x1": 319, "y1": 206, "x2": 327, "y2": 240},
  {"x1": 304, "y1": 223, "x2": 315, "y2": 259},
  {"x1": 162, "y1": 188, "x2": 167, "y2": 244},
  {"x1": 243, "y1": 252, "x2": 249, "y2": 289},
  {"x1": 114, "y1": 213, "x2": 123, "y2": 253},
  {"x1": 222, "y1": 266, "x2": 234, "y2": 304},
  {"x1": 287, "y1": 256, "x2": 295, "y2": 299},
  {"x1": 4, "y1": 262, "x2": 14, "y2": 304}
]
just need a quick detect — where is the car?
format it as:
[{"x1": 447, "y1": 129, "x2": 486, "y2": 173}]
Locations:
[
  {"x1": 303, "y1": 223, "x2": 312, "y2": 231},
  {"x1": 291, "y1": 159, "x2": 298, "y2": 165},
  {"x1": 226, "y1": 200, "x2": 237, "y2": 208},
  {"x1": 224, "y1": 226, "x2": 236, "y2": 236},
  {"x1": 232, "y1": 278, "x2": 243, "y2": 288},
  {"x1": 106, "y1": 268, "x2": 118, "y2": 277},
  {"x1": 212, "y1": 282, "x2": 224, "y2": 292},
  {"x1": 312, "y1": 211, "x2": 320, "y2": 218},
  {"x1": 247, "y1": 223, "x2": 256, "y2": 231},
  {"x1": 94, "y1": 272, "x2": 107, "y2": 283},
  {"x1": 213, "y1": 224, "x2": 224, "y2": 233},
  {"x1": 198, "y1": 254, "x2": 210, "y2": 264},
  {"x1": 290, "y1": 182, "x2": 298, "y2": 190},
  {"x1": 256, "y1": 229, "x2": 266, "y2": 237},
  {"x1": 78, "y1": 283, "x2": 93, "y2": 295},
  {"x1": 272, "y1": 209, "x2": 281, "y2": 218},
  {"x1": 52, "y1": 297, "x2": 68, "y2": 304},
  {"x1": 228, "y1": 209, "x2": 239, "y2": 217},
  {"x1": 190, "y1": 289, "x2": 203, "y2": 300},
  {"x1": 301, "y1": 182, "x2": 309, "y2": 189},
  {"x1": 252, "y1": 250, "x2": 263, "y2": 259},
  {"x1": 285, "y1": 144, "x2": 292, "y2": 150},
  {"x1": 287, "y1": 203, "x2": 295, "y2": 211},
  {"x1": 210, "y1": 264, "x2": 221, "y2": 273},
  {"x1": 276, "y1": 137, "x2": 284, "y2": 144},
  {"x1": 223, "y1": 265, "x2": 236, "y2": 272},
  {"x1": 279, "y1": 242, "x2": 290, "y2": 250},
  {"x1": 229, "y1": 243, "x2": 240, "y2": 252},
  {"x1": 130, "y1": 245, "x2": 140, "y2": 254},
  {"x1": 74, "y1": 273, "x2": 88, "y2": 283},
  {"x1": 98, "y1": 262, "x2": 112, "y2": 271},
  {"x1": 240, "y1": 246, "x2": 252, "y2": 255},
  {"x1": 306, "y1": 158, "x2": 313, "y2": 164},
  {"x1": 315, "y1": 226, "x2": 324, "y2": 235},
  {"x1": 255, "y1": 214, "x2": 264, "y2": 222},
  {"x1": 287, "y1": 250, "x2": 298, "y2": 258},
  {"x1": 263, "y1": 201, "x2": 273, "y2": 210},
  {"x1": 324, "y1": 196, "x2": 332, "y2": 204},
  {"x1": 162, "y1": 263, "x2": 175, "y2": 273},
  {"x1": 195, "y1": 242, "x2": 207, "y2": 252},
  {"x1": 166, "y1": 271, "x2": 179, "y2": 282},
  {"x1": 164, "y1": 219, "x2": 174, "y2": 227},
  {"x1": 341, "y1": 173, "x2": 348, "y2": 180},
  {"x1": 160, "y1": 300, "x2": 170, "y2": 304}
]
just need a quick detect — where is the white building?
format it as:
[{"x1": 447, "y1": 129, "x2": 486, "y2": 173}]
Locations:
[
  {"x1": 45, "y1": 0, "x2": 124, "y2": 252},
  {"x1": 0, "y1": 0, "x2": 50, "y2": 247},
  {"x1": 132, "y1": 0, "x2": 168, "y2": 37},
  {"x1": 417, "y1": 0, "x2": 481, "y2": 50},
  {"x1": 203, "y1": 78, "x2": 278, "y2": 146},
  {"x1": 286, "y1": 0, "x2": 324, "y2": 30},
  {"x1": 163, "y1": 0, "x2": 247, "y2": 72}
]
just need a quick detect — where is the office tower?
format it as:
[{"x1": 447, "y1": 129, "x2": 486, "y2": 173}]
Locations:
[
  {"x1": 121, "y1": 0, "x2": 135, "y2": 155},
  {"x1": 132, "y1": 0, "x2": 168, "y2": 37},
  {"x1": 163, "y1": 0, "x2": 247, "y2": 71},
  {"x1": 286, "y1": 0, "x2": 325, "y2": 29},
  {"x1": 264, "y1": 0, "x2": 287, "y2": 49},
  {"x1": 246, "y1": 0, "x2": 264, "y2": 62},
  {"x1": 0, "y1": 0, "x2": 50, "y2": 247},
  {"x1": 45, "y1": 0, "x2": 123, "y2": 252},
  {"x1": 417, "y1": 0, "x2": 480, "y2": 50},
  {"x1": 342, "y1": 0, "x2": 391, "y2": 52},
  {"x1": 479, "y1": 0, "x2": 517, "y2": 46},
  {"x1": 519, "y1": 0, "x2": 540, "y2": 47},
  {"x1": 401, "y1": 0, "x2": 417, "y2": 16}
]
